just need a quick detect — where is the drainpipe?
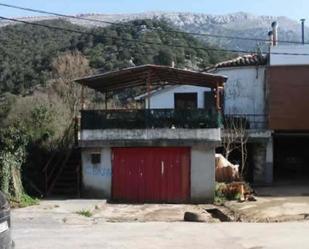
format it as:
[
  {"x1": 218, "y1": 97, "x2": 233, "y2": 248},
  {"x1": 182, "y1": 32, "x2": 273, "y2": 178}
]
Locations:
[
  {"x1": 301, "y1": 19, "x2": 306, "y2": 45},
  {"x1": 268, "y1": 31, "x2": 274, "y2": 46}
]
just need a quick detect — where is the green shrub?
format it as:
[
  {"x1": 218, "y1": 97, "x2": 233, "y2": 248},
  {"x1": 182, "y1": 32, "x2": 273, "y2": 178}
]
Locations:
[
  {"x1": 214, "y1": 182, "x2": 244, "y2": 205},
  {"x1": 9, "y1": 193, "x2": 39, "y2": 208},
  {"x1": 76, "y1": 210, "x2": 93, "y2": 217},
  {"x1": 214, "y1": 182, "x2": 228, "y2": 205}
]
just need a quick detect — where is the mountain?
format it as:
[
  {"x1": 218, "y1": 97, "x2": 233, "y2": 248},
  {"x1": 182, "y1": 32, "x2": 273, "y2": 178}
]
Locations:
[
  {"x1": 0, "y1": 19, "x2": 231, "y2": 94},
  {"x1": 1, "y1": 12, "x2": 307, "y2": 51}
]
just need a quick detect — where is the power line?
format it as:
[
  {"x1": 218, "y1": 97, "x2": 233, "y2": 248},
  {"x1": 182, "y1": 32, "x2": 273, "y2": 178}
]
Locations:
[
  {"x1": 0, "y1": 16, "x2": 253, "y2": 54},
  {"x1": 1, "y1": 16, "x2": 309, "y2": 57},
  {"x1": 0, "y1": 2, "x2": 306, "y2": 45}
]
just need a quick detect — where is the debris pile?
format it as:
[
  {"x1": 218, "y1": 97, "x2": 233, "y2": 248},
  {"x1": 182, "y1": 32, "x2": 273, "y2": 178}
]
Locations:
[{"x1": 215, "y1": 154, "x2": 240, "y2": 183}]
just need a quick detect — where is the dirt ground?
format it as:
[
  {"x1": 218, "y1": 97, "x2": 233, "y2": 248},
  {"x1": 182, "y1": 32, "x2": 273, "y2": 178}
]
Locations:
[
  {"x1": 12, "y1": 199, "x2": 218, "y2": 223},
  {"x1": 225, "y1": 184, "x2": 309, "y2": 222},
  {"x1": 11, "y1": 200, "x2": 309, "y2": 249}
]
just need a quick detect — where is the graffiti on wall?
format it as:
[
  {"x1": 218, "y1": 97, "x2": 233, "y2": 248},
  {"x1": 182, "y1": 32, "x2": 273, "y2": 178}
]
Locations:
[{"x1": 85, "y1": 166, "x2": 112, "y2": 177}]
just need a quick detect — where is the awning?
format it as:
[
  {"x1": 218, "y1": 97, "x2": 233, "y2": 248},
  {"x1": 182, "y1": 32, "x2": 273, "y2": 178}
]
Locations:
[{"x1": 75, "y1": 64, "x2": 227, "y2": 92}]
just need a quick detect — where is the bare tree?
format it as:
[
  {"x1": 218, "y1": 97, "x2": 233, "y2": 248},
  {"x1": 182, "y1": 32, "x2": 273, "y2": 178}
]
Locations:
[
  {"x1": 222, "y1": 118, "x2": 238, "y2": 160},
  {"x1": 222, "y1": 116, "x2": 249, "y2": 179},
  {"x1": 51, "y1": 51, "x2": 92, "y2": 116}
]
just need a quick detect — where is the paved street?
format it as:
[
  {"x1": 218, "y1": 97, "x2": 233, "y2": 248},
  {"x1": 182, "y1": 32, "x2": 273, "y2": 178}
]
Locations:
[
  {"x1": 12, "y1": 219, "x2": 309, "y2": 249},
  {"x1": 11, "y1": 200, "x2": 309, "y2": 249}
]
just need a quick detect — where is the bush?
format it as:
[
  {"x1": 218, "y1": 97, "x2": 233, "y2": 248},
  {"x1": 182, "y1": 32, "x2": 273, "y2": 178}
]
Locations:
[
  {"x1": 0, "y1": 125, "x2": 28, "y2": 200},
  {"x1": 214, "y1": 182, "x2": 244, "y2": 205},
  {"x1": 10, "y1": 193, "x2": 39, "y2": 208}
]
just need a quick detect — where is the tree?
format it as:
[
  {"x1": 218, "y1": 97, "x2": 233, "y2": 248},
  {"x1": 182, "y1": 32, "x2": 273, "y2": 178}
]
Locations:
[
  {"x1": 0, "y1": 125, "x2": 28, "y2": 201},
  {"x1": 222, "y1": 116, "x2": 249, "y2": 179},
  {"x1": 51, "y1": 51, "x2": 92, "y2": 116},
  {"x1": 154, "y1": 48, "x2": 174, "y2": 66}
]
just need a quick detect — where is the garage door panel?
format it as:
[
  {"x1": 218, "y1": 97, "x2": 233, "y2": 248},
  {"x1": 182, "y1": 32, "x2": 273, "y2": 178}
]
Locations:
[{"x1": 112, "y1": 147, "x2": 190, "y2": 203}]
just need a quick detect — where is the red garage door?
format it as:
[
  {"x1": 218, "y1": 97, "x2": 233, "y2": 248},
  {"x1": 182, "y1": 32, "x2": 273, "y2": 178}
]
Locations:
[{"x1": 112, "y1": 147, "x2": 190, "y2": 203}]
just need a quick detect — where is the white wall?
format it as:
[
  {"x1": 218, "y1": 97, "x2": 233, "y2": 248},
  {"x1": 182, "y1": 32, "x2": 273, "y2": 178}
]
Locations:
[
  {"x1": 216, "y1": 66, "x2": 266, "y2": 115},
  {"x1": 81, "y1": 147, "x2": 112, "y2": 198},
  {"x1": 81, "y1": 145, "x2": 216, "y2": 202},
  {"x1": 146, "y1": 85, "x2": 211, "y2": 109},
  {"x1": 270, "y1": 45, "x2": 309, "y2": 66},
  {"x1": 191, "y1": 145, "x2": 215, "y2": 202}
]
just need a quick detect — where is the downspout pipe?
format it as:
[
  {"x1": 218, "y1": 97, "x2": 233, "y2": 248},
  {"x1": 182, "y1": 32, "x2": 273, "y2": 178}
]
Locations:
[{"x1": 301, "y1": 19, "x2": 306, "y2": 45}]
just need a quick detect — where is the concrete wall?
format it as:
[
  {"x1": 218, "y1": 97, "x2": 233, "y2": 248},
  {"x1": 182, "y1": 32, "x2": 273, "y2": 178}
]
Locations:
[
  {"x1": 146, "y1": 85, "x2": 211, "y2": 109},
  {"x1": 81, "y1": 145, "x2": 216, "y2": 202},
  {"x1": 270, "y1": 45, "x2": 309, "y2": 66},
  {"x1": 81, "y1": 147, "x2": 112, "y2": 198},
  {"x1": 252, "y1": 138, "x2": 273, "y2": 185},
  {"x1": 265, "y1": 139, "x2": 274, "y2": 184},
  {"x1": 80, "y1": 128, "x2": 221, "y2": 147},
  {"x1": 215, "y1": 66, "x2": 266, "y2": 116},
  {"x1": 191, "y1": 145, "x2": 215, "y2": 202}
]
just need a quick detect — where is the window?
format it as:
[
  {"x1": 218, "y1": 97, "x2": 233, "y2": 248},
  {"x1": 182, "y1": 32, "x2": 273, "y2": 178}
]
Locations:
[
  {"x1": 204, "y1": 91, "x2": 216, "y2": 114},
  {"x1": 91, "y1": 153, "x2": 101, "y2": 164},
  {"x1": 174, "y1": 93, "x2": 198, "y2": 109}
]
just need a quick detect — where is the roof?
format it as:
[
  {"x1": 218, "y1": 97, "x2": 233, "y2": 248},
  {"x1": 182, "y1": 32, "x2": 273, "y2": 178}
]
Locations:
[
  {"x1": 207, "y1": 54, "x2": 268, "y2": 71},
  {"x1": 75, "y1": 64, "x2": 227, "y2": 92}
]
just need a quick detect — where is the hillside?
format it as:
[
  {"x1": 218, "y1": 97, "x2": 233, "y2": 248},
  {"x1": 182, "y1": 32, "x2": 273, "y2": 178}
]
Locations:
[
  {"x1": 0, "y1": 19, "x2": 231, "y2": 94},
  {"x1": 1, "y1": 11, "x2": 307, "y2": 51}
]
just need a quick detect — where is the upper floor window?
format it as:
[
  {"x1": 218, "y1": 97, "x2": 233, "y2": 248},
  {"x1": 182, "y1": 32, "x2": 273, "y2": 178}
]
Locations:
[{"x1": 174, "y1": 93, "x2": 197, "y2": 109}]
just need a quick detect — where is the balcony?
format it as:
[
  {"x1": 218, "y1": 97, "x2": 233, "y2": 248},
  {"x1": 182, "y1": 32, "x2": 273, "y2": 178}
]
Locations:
[
  {"x1": 223, "y1": 114, "x2": 267, "y2": 130},
  {"x1": 81, "y1": 109, "x2": 221, "y2": 130},
  {"x1": 79, "y1": 109, "x2": 221, "y2": 147}
]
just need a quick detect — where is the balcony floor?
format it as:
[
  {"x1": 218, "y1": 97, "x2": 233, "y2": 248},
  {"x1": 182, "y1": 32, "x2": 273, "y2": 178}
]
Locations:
[{"x1": 79, "y1": 128, "x2": 221, "y2": 147}]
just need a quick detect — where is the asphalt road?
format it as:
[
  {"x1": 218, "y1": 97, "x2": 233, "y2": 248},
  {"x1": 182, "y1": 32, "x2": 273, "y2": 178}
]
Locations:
[{"x1": 11, "y1": 215, "x2": 309, "y2": 249}]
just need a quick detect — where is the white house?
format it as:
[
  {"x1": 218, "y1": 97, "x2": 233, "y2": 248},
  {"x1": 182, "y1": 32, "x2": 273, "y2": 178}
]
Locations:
[
  {"x1": 75, "y1": 65, "x2": 227, "y2": 203},
  {"x1": 136, "y1": 56, "x2": 273, "y2": 185}
]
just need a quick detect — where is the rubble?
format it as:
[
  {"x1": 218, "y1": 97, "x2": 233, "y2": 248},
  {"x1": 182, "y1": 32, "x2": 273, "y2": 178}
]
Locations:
[{"x1": 215, "y1": 154, "x2": 240, "y2": 183}]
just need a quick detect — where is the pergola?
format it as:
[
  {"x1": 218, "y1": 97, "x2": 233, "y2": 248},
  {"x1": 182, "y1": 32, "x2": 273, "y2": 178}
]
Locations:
[{"x1": 75, "y1": 64, "x2": 227, "y2": 109}]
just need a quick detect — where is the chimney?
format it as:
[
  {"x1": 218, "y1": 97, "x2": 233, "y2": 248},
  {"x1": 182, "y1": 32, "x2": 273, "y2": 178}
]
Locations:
[
  {"x1": 271, "y1": 21, "x2": 278, "y2": 46},
  {"x1": 268, "y1": 30, "x2": 274, "y2": 46},
  {"x1": 300, "y1": 19, "x2": 306, "y2": 44}
]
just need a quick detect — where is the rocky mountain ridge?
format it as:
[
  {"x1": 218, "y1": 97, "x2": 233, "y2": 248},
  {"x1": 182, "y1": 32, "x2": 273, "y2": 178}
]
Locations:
[{"x1": 1, "y1": 11, "x2": 307, "y2": 51}]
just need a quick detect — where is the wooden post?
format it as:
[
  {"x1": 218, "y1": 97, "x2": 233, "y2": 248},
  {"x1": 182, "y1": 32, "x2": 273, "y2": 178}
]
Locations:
[
  {"x1": 146, "y1": 72, "x2": 152, "y2": 110},
  {"x1": 214, "y1": 83, "x2": 223, "y2": 127},
  {"x1": 74, "y1": 116, "x2": 79, "y2": 147},
  {"x1": 105, "y1": 91, "x2": 108, "y2": 110},
  {"x1": 81, "y1": 85, "x2": 85, "y2": 110},
  {"x1": 145, "y1": 71, "x2": 152, "y2": 128},
  {"x1": 215, "y1": 83, "x2": 221, "y2": 111}
]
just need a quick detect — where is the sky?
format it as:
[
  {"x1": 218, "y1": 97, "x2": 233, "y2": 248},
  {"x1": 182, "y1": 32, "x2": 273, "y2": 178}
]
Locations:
[{"x1": 0, "y1": 0, "x2": 308, "y2": 21}]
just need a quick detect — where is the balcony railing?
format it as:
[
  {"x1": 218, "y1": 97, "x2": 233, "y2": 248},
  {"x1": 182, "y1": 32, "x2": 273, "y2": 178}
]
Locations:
[
  {"x1": 81, "y1": 109, "x2": 220, "y2": 130},
  {"x1": 223, "y1": 114, "x2": 267, "y2": 130}
]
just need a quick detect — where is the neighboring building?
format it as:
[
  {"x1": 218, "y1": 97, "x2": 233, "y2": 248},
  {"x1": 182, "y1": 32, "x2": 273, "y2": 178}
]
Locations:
[
  {"x1": 75, "y1": 65, "x2": 227, "y2": 203},
  {"x1": 268, "y1": 44, "x2": 309, "y2": 182},
  {"x1": 208, "y1": 28, "x2": 309, "y2": 185},
  {"x1": 207, "y1": 54, "x2": 274, "y2": 185},
  {"x1": 207, "y1": 54, "x2": 267, "y2": 120}
]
